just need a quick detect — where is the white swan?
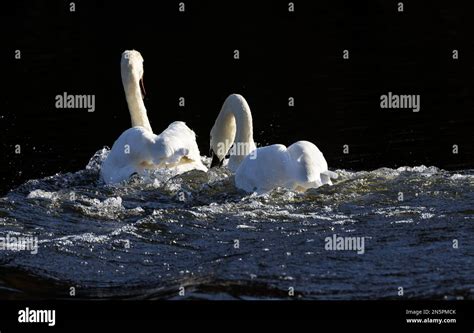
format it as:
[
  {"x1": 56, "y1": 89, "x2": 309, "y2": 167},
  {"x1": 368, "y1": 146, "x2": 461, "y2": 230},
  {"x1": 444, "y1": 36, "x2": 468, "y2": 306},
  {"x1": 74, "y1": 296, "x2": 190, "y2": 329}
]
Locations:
[
  {"x1": 100, "y1": 50, "x2": 207, "y2": 184},
  {"x1": 209, "y1": 94, "x2": 337, "y2": 193}
]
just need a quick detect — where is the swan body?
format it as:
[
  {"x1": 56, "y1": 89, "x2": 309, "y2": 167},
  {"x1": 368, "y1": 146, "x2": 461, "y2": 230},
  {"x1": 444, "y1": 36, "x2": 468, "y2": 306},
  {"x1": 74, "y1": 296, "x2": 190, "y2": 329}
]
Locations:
[
  {"x1": 210, "y1": 94, "x2": 337, "y2": 193},
  {"x1": 100, "y1": 50, "x2": 207, "y2": 184}
]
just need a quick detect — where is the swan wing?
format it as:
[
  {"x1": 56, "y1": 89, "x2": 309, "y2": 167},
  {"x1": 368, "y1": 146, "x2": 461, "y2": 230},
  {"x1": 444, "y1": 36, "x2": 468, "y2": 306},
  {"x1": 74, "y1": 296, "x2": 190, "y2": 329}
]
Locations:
[
  {"x1": 235, "y1": 144, "x2": 292, "y2": 193},
  {"x1": 155, "y1": 121, "x2": 207, "y2": 172},
  {"x1": 100, "y1": 127, "x2": 157, "y2": 183}
]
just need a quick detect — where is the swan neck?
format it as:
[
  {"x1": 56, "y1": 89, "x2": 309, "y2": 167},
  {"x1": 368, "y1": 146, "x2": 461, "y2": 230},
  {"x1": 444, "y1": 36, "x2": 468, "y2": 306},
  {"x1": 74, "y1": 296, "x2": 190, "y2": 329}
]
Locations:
[
  {"x1": 123, "y1": 75, "x2": 152, "y2": 132},
  {"x1": 222, "y1": 96, "x2": 255, "y2": 171},
  {"x1": 225, "y1": 98, "x2": 254, "y2": 148}
]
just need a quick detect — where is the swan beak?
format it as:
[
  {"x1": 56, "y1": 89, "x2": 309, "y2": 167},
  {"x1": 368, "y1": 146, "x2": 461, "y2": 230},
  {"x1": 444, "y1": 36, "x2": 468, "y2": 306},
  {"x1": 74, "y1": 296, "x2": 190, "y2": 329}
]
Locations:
[
  {"x1": 139, "y1": 76, "x2": 146, "y2": 98},
  {"x1": 210, "y1": 150, "x2": 223, "y2": 168}
]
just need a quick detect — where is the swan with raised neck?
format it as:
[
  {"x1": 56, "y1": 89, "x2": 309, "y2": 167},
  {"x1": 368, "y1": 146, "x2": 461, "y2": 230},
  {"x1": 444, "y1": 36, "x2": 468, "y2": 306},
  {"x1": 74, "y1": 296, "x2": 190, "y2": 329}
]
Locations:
[{"x1": 100, "y1": 50, "x2": 207, "y2": 184}]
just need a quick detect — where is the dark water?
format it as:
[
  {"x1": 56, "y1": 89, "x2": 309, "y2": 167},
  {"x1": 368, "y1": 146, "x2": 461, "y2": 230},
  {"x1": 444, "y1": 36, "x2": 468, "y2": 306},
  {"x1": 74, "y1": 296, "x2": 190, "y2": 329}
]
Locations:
[
  {"x1": 2, "y1": 0, "x2": 474, "y2": 194},
  {"x1": 0, "y1": 149, "x2": 472, "y2": 300}
]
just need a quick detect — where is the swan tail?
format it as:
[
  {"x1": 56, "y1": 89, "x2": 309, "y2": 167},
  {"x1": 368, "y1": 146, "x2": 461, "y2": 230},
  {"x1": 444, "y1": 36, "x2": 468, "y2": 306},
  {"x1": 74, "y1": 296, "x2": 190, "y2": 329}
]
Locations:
[
  {"x1": 322, "y1": 170, "x2": 338, "y2": 179},
  {"x1": 320, "y1": 170, "x2": 337, "y2": 186},
  {"x1": 320, "y1": 174, "x2": 331, "y2": 186}
]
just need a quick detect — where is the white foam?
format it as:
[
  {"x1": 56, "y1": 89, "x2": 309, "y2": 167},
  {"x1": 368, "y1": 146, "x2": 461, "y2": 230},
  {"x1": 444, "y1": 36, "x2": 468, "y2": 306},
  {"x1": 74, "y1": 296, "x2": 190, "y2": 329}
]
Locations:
[
  {"x1": 27, "y1": 189, "x2": 58, "y2": 200},
  {"x1": 86, "y1": 147, "x2": 110, "y2": 171},
  {"x1": 450, "y1": 173, "x2": 474, "y2": 180}
]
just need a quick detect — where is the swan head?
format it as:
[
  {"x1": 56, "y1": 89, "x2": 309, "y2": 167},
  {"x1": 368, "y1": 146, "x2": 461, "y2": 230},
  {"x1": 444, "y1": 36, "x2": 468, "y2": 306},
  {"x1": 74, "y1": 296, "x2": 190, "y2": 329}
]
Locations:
[{"x1": 121, "y1": 50, "x2": 146, "y2": 98}]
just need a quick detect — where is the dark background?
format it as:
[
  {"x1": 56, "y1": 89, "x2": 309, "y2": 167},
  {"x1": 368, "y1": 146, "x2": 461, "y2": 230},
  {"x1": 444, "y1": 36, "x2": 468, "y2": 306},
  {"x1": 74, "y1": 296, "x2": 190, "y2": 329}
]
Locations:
[{"x1": 1, "y1": 0, "x2": 473, "y2": 195}]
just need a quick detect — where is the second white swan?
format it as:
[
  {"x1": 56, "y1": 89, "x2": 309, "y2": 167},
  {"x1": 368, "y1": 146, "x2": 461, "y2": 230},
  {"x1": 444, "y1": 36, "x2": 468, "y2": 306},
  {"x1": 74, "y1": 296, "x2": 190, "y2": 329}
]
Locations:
[
  {"x1": 209, "y1": 94, "x2": 337, "y2": 193},
  {"x1": 100, "y1": 50, "x2": 207, "y2": 184}
]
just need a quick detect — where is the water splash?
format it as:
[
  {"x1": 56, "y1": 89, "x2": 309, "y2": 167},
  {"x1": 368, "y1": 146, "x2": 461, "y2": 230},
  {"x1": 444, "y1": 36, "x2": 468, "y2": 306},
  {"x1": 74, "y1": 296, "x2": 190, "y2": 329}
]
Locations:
[{"x1": 0, "y1": 149, "x2": 473, "y2": 300}]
